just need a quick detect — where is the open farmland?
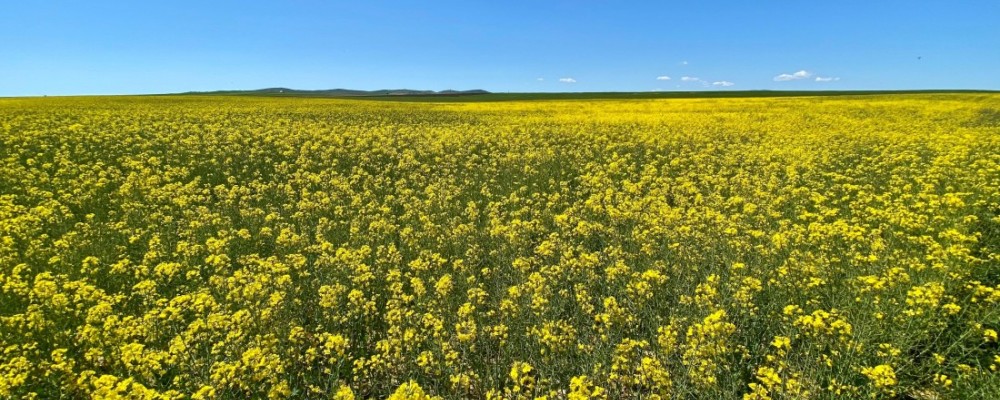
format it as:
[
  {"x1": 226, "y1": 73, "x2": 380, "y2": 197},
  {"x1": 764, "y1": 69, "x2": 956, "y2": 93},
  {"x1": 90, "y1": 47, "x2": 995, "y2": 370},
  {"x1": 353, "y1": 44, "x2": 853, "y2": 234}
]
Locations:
[{"x1": 1, "y1": 94, "x2": 999, "y2": 399}]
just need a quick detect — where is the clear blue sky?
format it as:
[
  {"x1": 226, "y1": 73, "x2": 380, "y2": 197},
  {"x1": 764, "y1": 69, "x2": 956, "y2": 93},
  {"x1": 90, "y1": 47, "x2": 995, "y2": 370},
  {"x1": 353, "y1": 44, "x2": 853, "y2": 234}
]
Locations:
[{"x1": 3, "y1": 1, "x2": 998, "y2": 96}]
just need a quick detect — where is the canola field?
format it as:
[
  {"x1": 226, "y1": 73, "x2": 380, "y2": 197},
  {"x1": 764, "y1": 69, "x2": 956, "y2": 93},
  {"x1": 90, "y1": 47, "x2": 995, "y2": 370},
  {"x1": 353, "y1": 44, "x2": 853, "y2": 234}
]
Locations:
[{"x1": 1, "y1": 94, "x2": 999, "y2": 399}]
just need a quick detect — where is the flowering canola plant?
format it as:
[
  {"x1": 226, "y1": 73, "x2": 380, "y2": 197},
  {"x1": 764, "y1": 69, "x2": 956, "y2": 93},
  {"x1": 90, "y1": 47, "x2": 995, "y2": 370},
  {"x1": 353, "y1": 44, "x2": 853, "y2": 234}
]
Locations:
[{"x1": 1, "y1": 94, "x2": 999, "y2": 398}]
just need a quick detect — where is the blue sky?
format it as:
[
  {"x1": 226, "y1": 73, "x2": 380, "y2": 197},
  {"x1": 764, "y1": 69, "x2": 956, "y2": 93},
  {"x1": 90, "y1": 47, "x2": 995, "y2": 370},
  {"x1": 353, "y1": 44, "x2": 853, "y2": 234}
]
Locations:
[{"x1": 2, "y1": 1, "x2": 998, "y2": 96}]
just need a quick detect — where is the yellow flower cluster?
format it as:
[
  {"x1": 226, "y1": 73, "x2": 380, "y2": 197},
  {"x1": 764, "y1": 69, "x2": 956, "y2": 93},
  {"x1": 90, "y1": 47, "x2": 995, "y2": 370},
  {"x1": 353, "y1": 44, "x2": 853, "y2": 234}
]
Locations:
[
  {"x1": 861, "y1": 364, "x2": 898, "y2": 395},
  {"x1": 1, "y1": 94, "x2": 999, "y2": 398},
  {"x1": 387, "y1": 381, "x2": 442, "y2": 400}
]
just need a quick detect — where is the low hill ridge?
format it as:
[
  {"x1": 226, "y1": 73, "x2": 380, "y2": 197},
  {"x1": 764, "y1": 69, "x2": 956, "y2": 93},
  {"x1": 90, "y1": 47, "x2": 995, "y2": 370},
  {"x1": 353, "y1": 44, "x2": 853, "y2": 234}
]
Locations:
[{"x1": 180, "y1": 88, "x2": 491, "y2": 97}]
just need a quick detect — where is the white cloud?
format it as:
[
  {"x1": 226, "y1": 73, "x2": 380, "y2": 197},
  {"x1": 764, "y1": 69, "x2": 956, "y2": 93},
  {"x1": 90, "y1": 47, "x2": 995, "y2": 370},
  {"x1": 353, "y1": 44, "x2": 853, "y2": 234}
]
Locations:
[
  {"x1": 680, "y1": 61, "x2": 689, "y2": 65},
  {"x1": 774, "y1": 70, "x2": 812, "y2": 81},
  {"x1": 559, "y1": 77, "x2": 576, "y2": 83},
  {"x1": 712, "y1": 81, "x2": 735, "y2": 87},
  {"x1": 815, "y1": 76, "x2": 840, "y2": 82},
  {"x1": 681, "y1": 76, "x2": 700, "y2": 82},
  {"x1": 537, "y1": 78, "x2": 544, "y2": 81},
  {"x1": 656, "y1": 76, "x2": 671, "y2": 81}
]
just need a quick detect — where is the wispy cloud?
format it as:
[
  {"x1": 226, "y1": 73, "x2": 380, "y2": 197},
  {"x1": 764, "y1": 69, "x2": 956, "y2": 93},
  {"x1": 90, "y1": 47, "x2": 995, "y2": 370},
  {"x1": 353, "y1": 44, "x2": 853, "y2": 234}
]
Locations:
[
  {"x1": 774, "y1": 70, "x2": 812, "y2": 81},
  {"x1": 712, "y1": 81, "x2": 735, "y2": 87},
  {"x1": 656, "y1": 76, "x2": 671, "y2": 81},
  {"x1": 559, "y1": 77, "x2": 576, "y2": 83},
  {"x1": 537, "y1": 78, "x2": 544, "y2": 81},
  {"x1": 680, "y1": 61, "x2": 689, "y2": 65},
  {"x1": 681, "y1": 76, "x2": 700, "y2": 82},
  {"x1": 815, "y1": 76, "x2": 840, "y2": 82}
]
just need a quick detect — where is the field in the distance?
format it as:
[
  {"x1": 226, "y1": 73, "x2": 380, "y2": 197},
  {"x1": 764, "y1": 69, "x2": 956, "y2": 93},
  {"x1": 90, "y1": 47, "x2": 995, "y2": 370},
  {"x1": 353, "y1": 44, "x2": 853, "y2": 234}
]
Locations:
[{"x1": 1, "y1": 94, "x2": 999, "y2": 399}]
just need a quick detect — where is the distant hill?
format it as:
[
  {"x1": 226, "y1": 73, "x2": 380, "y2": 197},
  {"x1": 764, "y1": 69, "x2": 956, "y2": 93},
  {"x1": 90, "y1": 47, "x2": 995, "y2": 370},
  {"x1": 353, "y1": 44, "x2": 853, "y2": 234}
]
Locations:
[
  {"x1": 171, "y1": 88, "x2": 998, "y2": 102},
  {"x1": 177, "y1": 88, "x2": 491, "y2": 97}
]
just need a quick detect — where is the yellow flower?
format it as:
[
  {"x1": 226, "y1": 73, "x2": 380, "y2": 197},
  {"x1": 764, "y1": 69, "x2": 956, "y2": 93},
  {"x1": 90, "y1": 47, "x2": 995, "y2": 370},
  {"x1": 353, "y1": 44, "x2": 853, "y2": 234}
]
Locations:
[
  {"x1": 755, "y1": 366, "x2": 781, "y2": 388},
  {"x1": 770, "y1": 336, "x2": 791, "y2": 352},
  {"x1": 861, "y1": 364, "x2": 897, "y2": 389},
  {"x1": 192, "y1": 385, "x2": 216, "y2": 400},
  {"x1": 934, "y1": 373, "x2": 952, "y2": 388},
  {"x1": 333, "y1": 384, "x2": 355, "y2": 400},
  {"x1": 568, "y1": 375, "x2": 606, "y2": 399},
  {"x1": 388, "y1": 381, "x2": 441, "y2": 400},
  {"x1": 321, "y1": 333, "x2": 349, "y2": 358},
  {"x1": 510, "y1": 361, "x2": 536, "y2": 388},
  {"x1": 983, "y1": 329, "x2": 998, "y2": 343}
]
